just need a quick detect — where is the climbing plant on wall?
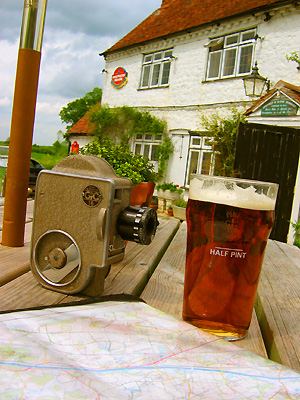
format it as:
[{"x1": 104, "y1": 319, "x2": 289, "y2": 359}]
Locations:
[
  {"x1": 202, "y1": 109, "x2": 245, "y2": 177},
  {"x1": 88, "y1": 105, "x2": 173, "y2": 179}
]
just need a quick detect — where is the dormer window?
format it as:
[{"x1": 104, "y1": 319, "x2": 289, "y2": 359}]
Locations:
[
  {"x1": 206, "y1": 29, "x2": 256, "y2": 80},
  {"x1": 140, "y1": 50, "x2": 173, "y2": 88}
]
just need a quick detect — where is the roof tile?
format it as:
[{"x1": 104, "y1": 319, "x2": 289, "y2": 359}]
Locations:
[
  {"x1": 103, "y1": 0, "x2": 286, "y2": 54},
  {"x1": 67, "y1": 102, "x2": 101, "y2": 135}
]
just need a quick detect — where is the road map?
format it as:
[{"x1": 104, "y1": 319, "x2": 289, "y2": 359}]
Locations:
[{"x1": 0, "y1": 301, "x2": 299, "y2": 399}]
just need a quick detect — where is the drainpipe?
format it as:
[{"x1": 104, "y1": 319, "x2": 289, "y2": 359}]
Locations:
[{"x1": 1, "y1": 0, "x2": 47, "y2": 247}]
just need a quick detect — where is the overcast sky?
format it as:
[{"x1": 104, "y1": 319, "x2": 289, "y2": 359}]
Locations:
[{"x1": 0, "y1": 0, "x2": 162, "y2": 145}]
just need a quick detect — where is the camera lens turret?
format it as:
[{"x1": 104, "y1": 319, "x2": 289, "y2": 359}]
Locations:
[{"x1": 117, "y1": 206, "x2": 159, "y2": 245}]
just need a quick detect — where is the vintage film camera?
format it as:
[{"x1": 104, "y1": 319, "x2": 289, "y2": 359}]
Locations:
[{"x1": 30, "y1": 154, "x2": 158, "y2": 296}]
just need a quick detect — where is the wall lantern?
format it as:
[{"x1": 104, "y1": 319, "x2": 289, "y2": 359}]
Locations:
[{"x1": 243, "y1": 62, "x2": 270, "y2": 97}]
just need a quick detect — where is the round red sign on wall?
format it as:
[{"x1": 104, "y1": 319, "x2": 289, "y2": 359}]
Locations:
[{"x1": 111, "y1": 67, "x2": 128, "y2": 89}]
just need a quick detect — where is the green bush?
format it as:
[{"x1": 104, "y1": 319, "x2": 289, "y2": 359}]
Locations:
[
  {"x1": 173, "y1": 199, "x2": 187, "y2": 208},
  {"x1": 202, "y1": 109, "x2": 245, "y2": 177},
  {"x1": 80, "y1": 137, "x2": 157, "y2": 186},
  {"x1": 156, "y1": 182, "x2": 183, "y2": 194},
  {"x1": 291, "y1": 219, "x2": 300, "y2": 249}
]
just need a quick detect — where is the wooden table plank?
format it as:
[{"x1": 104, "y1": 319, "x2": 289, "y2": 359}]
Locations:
[
  {"x1": 141, "y1": 222, "x2": 268, "y2": 359},
  {"x1": 0, "y1": 217, "x2": 180, "y2": 313},
  {"x1": 0, "y1": 222, "x2": 32, "y2": 286},
  {"x1": 102, "y1": 217, "x2": 180, "y2": 297},
  {"x1": 256, "y1": 240, "x2": 300, "y2": 372}
]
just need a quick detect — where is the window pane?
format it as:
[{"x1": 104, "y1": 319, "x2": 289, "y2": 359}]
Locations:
[
  {"x1": 151, "y1": 64, "x2": 161, "y2": 86},
  {"x1": 188, "y1": 151, "x2": 199, "y2": 184},
  {"x1": 225, "y1": 34, "x2": 239, "y2": 46},
  {"x1": 222, "y1": 48, "x2": 236, "y2": 76},
  {"x1": 161, "y1": 61, "x2": 171, "y2": 85},
  {"x1": 141, "y1": 65, "x2": 151, "y2": 87},
  {"x1": 201, "y1": 152, "x2": 212, "y2": 174},
  {"x1": 136, "y1": 134, "x2": 143, "y2": 140},
  {"x1": 154, "y1": 52, "x2": 162, "y2": 61},
  {"x1": 164, "y1": 50, "x2": 173, "y2": 58},
  {"x1": 238, "y1": 45, "x2": 253, "y2": 74},
  {"x1": 242, "y1": 30, "x2": 256, "y2": 42},
  {"x1": 144, "y1": 54, "x2": 152, "y2": 63},
  {"x1": 145, "y1": 134, "x2": 152, "y2": 141},
  {"x1": 191, "y1": 137, "x2": 201, "y2": 146},
  {"x1": 151, "y1": 145, "x2": 159, "y2": 161},
  {"x1": 155, "y1": 134, "x2": 162, "y2": 141},
  {"x1": 143, "y1": 144, "x2": 150, "y2": 158},
  {"x1": 208, "y1": 51, "x2": 221, "y2": 79},
  {"x1": 135, "y1": 143, "x2": 142, "y2": 155}
]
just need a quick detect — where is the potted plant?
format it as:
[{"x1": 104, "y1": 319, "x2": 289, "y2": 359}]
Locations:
[
  {"x1": 156, "y1": 182, "x2": 183, "y2": 212},
  {"x1": 167, "y1": 204, "x2": 173, "y2": 216},
  {"x1": 156, "y1": 182, "x2": 183, "y2": 200},
  {"x1": 172, "y1": 199, "x2": 187, "y2": 221},
  {"x1": 149, "y1": 196, "x2": 158, "y2": 210},
  {"x1": 80, "y1": 137, "x2": 157, "y2": 206}
]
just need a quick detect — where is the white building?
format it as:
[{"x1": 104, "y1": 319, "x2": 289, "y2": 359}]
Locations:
[{"x1": 98, "y1": 0, "x2": 300, "y2": 188}]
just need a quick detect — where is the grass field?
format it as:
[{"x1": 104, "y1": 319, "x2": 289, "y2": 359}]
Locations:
[
  {"x1": 0, "y1": 141, "x2": 69, "y2": 169},
  {"x1": 0, "y1": 141, "x2": 69, "y2": 195}
]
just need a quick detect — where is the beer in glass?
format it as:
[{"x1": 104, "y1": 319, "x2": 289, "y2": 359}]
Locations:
[{"x1": 183, "y1": 175, "x2": 278, "y2": 340}]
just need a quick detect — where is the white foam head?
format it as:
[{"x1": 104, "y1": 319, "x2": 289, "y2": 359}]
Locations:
[{"x1": 189, "y1": 177, "x2": 277, "y2": 210}]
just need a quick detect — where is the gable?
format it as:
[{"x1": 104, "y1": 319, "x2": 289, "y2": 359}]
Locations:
[
  {"x1": 245, "y1": 81, "x2": 300, "y2": 117},
  {"x1": 67, "y1": 103, "x2": 101, "y2": 136},
  {"x1": 102, "y1": 0, "x2": 289, "y2": 55}
]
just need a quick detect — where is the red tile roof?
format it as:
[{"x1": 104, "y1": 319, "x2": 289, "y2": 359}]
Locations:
[
  {"x1": 102, "y1": 0, "x2": 287, "y2": 55},
  {"x1": 244, "y1": 80, "x2": 300, "y2": 115},
  {"x1": 67, "y1": 103, "x2": 101, "y2": 135}
]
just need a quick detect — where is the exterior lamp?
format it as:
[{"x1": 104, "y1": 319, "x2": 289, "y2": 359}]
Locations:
[{"x1": 243, "y1": 62, "x2": 269, "y2": 97}]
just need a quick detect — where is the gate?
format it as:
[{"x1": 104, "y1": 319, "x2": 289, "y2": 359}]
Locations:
[{"x1": 234, "y1": 122, "x2": 300, "y2": 242}]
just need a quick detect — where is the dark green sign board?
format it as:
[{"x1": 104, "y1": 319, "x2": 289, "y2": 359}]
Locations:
[{"x1": 261, "y1": 99, "x2": 298, "y2": 116}]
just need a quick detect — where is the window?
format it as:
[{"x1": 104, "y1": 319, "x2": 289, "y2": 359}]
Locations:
[
  {"x1": 186, "y1": 135, "x2": 214, "y2": 185},
  {"x1": 206, "y1": 29, "x2": 256, "y2": 80},
  {"x1": 140, "y1": 50, "x2": 173, "y2": 88},
  {"x1": 132, "y1": 134, "x2": 162, "y2": 170}
]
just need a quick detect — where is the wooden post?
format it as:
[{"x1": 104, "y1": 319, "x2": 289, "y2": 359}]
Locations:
[{"x1": 1, "y1": 0, "x2": 47, "y2": 247}]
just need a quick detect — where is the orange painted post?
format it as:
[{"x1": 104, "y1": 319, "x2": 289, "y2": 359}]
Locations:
[{"x1": 1, "y1": 0, "x2": 47, "y2": 247}]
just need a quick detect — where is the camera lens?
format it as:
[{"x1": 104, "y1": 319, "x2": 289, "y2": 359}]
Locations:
[{"x1": 117, "y1": 206, "x2": 159, "y2": 245}]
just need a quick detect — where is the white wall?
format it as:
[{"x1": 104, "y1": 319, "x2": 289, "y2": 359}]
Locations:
[{"x1": 70, "y1": 136, "x2": 94, "y2": 149}]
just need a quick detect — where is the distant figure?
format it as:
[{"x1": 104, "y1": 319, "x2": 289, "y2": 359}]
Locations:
[{"x1": 71, "y1": 141, "x2": 79, "y2": 154}]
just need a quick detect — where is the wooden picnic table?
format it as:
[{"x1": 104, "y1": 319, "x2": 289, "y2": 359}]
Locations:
[
  {"x1": 0, "y1": 200, "x2": 299, "y2": 372},
  {"x1": 141, "y1": 221, "x2": 300, "y2": 373}
]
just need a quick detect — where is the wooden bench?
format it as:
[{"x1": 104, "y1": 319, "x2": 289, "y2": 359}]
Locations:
[{"x1": 141, "y1": 221, "x2": 300, "y2": 371}]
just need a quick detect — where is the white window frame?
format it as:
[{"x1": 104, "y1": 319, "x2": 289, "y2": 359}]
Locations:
[
  {"x1": 140, "y1": 49, "x2": 173, "y2": 89},
  {"x1": 132, "y1": 133, "x2": 162, "y2": 171},
  {"x1": 206, "y1": 29, "x2": 256, "y2": 80},
  {"x1": 185, "y1": 135, "x2": 214, "y2": 186}
]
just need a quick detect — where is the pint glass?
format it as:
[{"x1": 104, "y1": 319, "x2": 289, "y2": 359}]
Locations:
[{"x1": 183, "y1": 175, "x2": 278, "y2": 340}]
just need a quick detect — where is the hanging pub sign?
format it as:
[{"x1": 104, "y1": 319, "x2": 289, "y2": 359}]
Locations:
[
  {"x1": 261, "y1": 99, "x2": 298, "y2": 116},
  {"x1": 111, "y1": 67, "x2": 128, "y2": 89}
]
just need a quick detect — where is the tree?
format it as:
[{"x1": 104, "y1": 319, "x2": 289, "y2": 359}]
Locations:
[
  {"x1": 202, "y1": 109, "x2": 245, "y2": 177},
  {"x1": 59, "y1": 87, "x2": 102, "y2": 129}
]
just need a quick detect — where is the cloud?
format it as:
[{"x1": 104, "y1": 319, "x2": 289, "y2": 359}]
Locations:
[
  {"x1": 0, "y1": 97, "x2": 11, "y2": 106},
  {"x1": 0, "y1": 0, "x2": 162, "y2": 145}
]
